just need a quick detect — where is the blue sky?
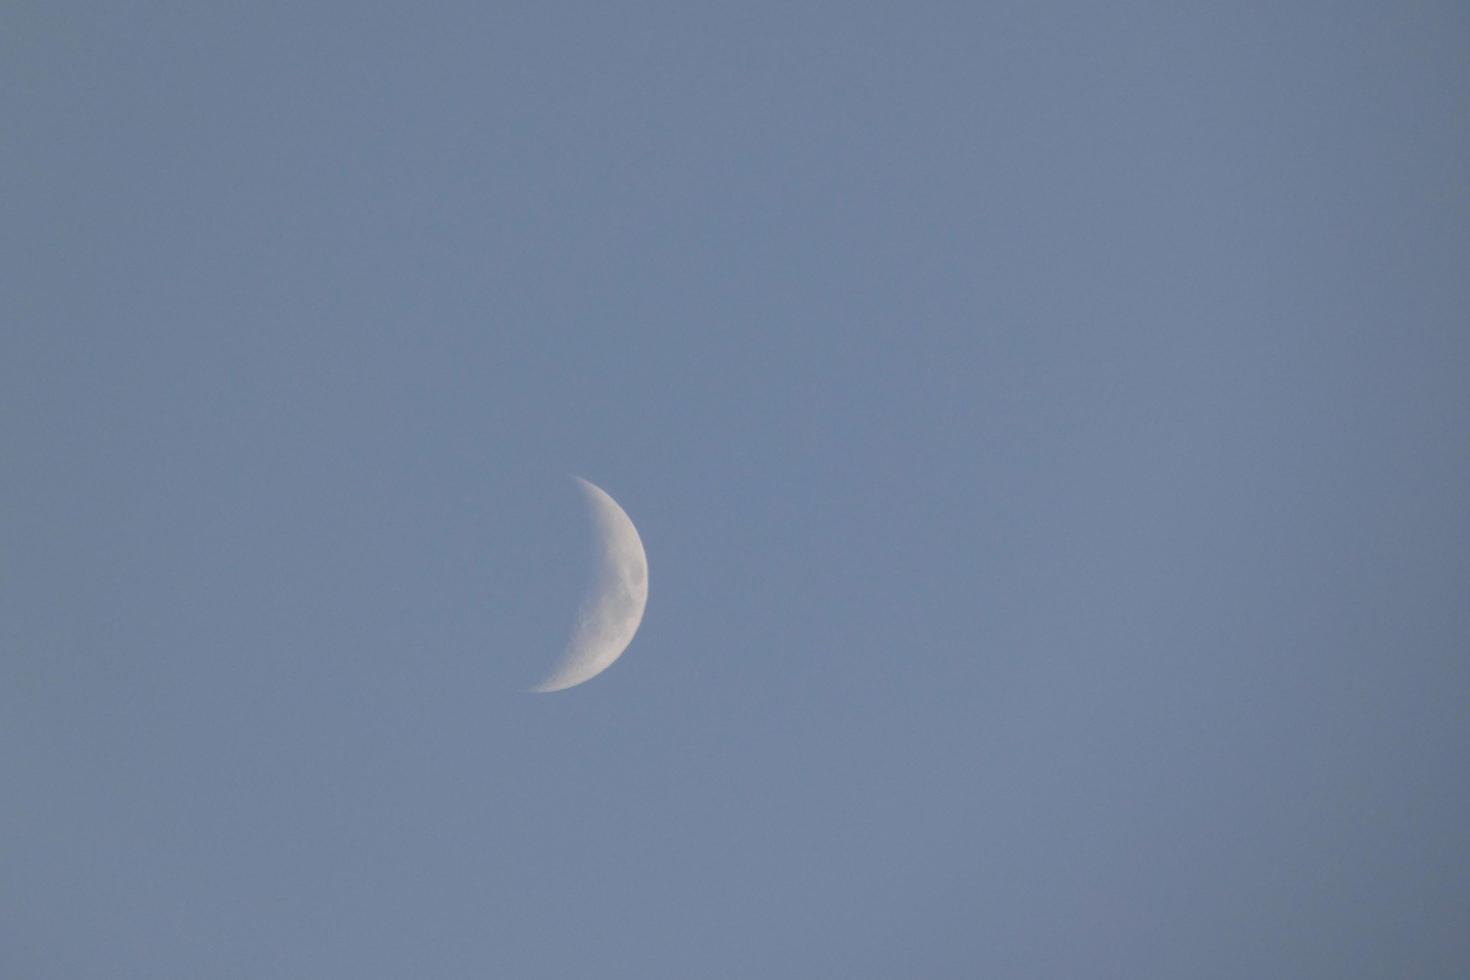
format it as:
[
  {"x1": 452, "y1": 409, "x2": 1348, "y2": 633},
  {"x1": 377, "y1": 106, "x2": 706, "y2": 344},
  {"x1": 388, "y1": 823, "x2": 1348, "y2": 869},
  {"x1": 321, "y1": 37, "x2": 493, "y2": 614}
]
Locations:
[{"x1": 4, "y1": 2, "x2": 1469, "y2": 976}]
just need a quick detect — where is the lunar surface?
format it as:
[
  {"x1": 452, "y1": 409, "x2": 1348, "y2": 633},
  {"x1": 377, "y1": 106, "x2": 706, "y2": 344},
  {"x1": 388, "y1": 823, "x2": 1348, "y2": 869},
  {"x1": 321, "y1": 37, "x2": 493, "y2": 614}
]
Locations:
[{"x1": 529, "y1": 478, "x2": 648, "y2": 693}]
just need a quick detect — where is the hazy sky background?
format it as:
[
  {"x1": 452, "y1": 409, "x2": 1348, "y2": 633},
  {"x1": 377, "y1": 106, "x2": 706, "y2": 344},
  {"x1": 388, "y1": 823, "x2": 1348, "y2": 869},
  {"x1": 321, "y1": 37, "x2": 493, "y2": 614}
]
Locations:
[{"x1": 4, "y1": 2, "x2": 1468, "y2": 977}]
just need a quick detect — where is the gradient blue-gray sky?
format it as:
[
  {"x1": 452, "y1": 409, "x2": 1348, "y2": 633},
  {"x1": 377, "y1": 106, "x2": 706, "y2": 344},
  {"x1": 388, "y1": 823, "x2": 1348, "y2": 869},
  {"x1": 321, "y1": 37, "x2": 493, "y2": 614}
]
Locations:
[{"x1": 4, "y1": 2, "x2": 1469, "y2": 977}]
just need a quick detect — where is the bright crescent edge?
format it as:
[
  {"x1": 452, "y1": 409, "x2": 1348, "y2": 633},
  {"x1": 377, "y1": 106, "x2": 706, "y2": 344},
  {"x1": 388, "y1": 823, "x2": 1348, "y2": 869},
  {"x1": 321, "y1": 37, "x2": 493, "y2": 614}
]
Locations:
[{"x1": 529, "y1": 477, "x2": 648, "y2": 693}]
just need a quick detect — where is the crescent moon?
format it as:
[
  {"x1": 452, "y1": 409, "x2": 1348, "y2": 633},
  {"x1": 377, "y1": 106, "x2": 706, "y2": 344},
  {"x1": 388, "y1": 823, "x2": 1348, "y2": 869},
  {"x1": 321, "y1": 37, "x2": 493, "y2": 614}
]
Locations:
[{"x1": 530, "y1": 477, "x2": 649, "y2": 693}]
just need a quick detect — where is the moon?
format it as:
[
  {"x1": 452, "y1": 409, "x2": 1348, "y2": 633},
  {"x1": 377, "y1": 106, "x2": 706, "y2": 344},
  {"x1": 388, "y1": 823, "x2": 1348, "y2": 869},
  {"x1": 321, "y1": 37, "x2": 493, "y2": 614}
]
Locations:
[{"x1": 529, "y1": 477, "x2": 649, "y2": 693}]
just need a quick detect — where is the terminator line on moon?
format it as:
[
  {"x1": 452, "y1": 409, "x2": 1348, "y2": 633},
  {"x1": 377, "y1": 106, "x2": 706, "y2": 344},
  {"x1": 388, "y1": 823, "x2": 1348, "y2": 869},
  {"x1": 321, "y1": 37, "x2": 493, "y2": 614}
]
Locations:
[{"x1": 529, "y1": 477, "x2": 649, "y2": 693}]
